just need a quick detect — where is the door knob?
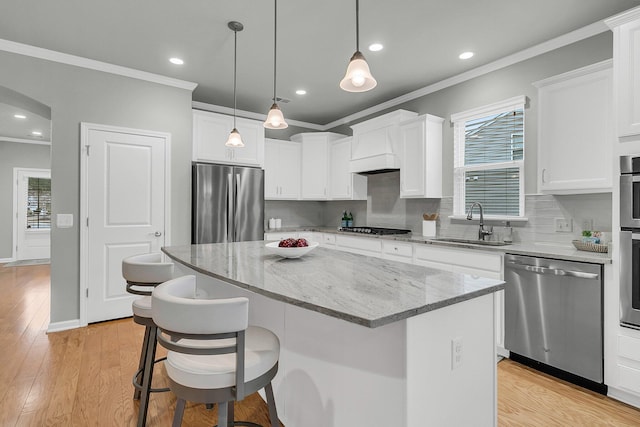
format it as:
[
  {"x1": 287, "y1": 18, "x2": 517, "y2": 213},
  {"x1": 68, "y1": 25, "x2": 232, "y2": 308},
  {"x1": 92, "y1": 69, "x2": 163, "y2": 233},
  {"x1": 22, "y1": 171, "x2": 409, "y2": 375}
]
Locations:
[{"x1": 154, "y1": 231, "x2": 162, "y2": 237}]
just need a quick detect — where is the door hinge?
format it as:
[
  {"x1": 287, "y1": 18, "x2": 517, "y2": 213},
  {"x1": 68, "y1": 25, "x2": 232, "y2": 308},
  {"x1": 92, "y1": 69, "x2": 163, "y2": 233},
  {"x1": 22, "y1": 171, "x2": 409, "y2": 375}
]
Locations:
[{"x1": 85, "y1": 144, "x2": 90, "y2": 156}]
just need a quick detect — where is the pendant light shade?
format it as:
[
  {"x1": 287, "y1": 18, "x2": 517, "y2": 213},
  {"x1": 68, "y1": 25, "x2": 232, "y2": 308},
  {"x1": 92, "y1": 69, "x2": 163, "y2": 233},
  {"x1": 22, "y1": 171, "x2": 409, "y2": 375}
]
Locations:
[
  {"x1": 340, "y1": 0, "x2": 376, "y2": 93},
  {"x1": 264, "y1": 0, "x2": 288, "y2": 129},
  {"x1": 226, "y1": 21, "x2": 244, "y2": 147},
  {"x1": 265, "y1": 103, "x2": 287, "y2": 129}
]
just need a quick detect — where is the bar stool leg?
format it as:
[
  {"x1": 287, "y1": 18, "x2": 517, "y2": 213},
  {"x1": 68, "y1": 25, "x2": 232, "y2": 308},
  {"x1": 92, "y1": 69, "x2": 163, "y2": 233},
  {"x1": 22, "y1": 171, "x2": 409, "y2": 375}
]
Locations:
[
  {"x1": 172, "y1": 398, "x2": 186, "y2": 427},
  {"x1": 265, "y1": 382, "x2": 279, "y2": 427},
  {"x1": 134, "y1": 325, "x2": 152, "y2": 400},
  {"x1": 137, "y1": 325, "x2": 158, "y2": 427}
]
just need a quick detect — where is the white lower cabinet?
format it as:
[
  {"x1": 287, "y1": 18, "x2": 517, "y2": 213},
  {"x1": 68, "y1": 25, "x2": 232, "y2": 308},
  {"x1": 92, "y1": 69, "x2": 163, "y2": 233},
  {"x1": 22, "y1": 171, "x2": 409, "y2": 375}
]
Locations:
[{"x1": 264, "y1": 231, "x2": 297, "y2": 241}]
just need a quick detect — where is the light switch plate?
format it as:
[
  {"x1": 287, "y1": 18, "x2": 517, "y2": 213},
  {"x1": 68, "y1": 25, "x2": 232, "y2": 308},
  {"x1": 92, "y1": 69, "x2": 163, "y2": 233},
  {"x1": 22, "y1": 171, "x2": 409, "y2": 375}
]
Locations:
[
  {"x1": 554, "y1": 218, "x2": 572, "y2": 232},
  {"x1": 56, "y1": 213, "x2": 73, "y2": 228}
]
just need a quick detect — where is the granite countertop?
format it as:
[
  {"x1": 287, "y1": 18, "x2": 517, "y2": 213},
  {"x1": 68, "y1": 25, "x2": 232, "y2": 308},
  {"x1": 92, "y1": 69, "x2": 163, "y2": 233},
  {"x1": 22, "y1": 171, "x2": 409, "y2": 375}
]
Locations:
[
  {"x1": 162, "y1": 241, "x2": 504, "y2": 328},
  {"x1": 266, "y1": 227, "x2": 612, "y2": 265}
]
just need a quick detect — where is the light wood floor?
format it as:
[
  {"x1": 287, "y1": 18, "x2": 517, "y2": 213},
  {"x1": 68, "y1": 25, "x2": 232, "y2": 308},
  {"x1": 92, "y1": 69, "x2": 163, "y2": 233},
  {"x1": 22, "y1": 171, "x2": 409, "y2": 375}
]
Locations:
[{"x1": 2, "y1": 264, "x2": 640, "y2": 426}]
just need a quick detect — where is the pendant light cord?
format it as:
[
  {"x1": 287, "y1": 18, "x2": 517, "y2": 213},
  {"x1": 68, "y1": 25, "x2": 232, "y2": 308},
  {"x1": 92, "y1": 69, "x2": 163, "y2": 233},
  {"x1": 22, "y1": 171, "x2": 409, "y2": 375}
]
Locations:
[
  {"x1": 273, "y1": 0, "x2": 278, "y2": 103},
  {"x1": 355, "y1": 0, "x2": 360, "y2": 52},
  {"x1": 233, "y1": 27, "x2": 238, "y2": 129}
]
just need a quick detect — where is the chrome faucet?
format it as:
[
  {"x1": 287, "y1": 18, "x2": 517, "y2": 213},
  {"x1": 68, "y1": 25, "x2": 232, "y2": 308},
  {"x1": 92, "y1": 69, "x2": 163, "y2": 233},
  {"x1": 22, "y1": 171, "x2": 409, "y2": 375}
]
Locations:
[{"x1": 466, "y1": 201, "x2": 493, "y2": 240}]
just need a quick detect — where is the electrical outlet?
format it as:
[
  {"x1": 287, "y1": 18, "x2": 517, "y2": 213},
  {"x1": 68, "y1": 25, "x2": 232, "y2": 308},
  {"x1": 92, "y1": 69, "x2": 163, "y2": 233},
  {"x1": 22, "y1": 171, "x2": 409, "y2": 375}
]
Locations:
[
  {"x1": 582, "y1": 219, "x2": 593, "y2": 231},
  {"x1": 451, "y1": 337, "x2": 463, "y2": 370},
  {"x1": 554, "y1": 218, "x2": 573, "y2": 232}
]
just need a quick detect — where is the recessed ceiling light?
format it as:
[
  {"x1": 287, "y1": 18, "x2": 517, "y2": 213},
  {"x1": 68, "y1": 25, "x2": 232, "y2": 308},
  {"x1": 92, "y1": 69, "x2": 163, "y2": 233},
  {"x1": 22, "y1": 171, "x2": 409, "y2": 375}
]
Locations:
[
  {"x1": 295, "y1": 89, "x2": 307, "y2": 95},
  {"x1": 459, "y1": 51, "x2": 474, "y2": 60},
  {"x1": 31, "y1": 130, "x2": 42, "y2": 136},
  {"x1": 368, "y1": 43, "x2": 383, "y2": 52},
  {"x1": 169, "y1": 57, "x2": 184, "y2": 65},
  {"x1": 14, "y1": 113, "x2": 27, "y2": 119}
]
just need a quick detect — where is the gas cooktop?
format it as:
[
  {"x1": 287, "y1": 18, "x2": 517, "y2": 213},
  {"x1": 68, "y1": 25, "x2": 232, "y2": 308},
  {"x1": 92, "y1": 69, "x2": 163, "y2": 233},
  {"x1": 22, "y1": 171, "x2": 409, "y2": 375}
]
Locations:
[{"x1": 339, "y1": 226, "x2": 412, "y2": 235}]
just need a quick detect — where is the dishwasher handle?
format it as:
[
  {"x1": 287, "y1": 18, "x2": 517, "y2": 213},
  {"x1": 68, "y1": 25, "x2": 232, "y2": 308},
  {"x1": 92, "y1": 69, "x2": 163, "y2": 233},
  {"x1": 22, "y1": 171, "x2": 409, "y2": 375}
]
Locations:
[{"x1": 506, "y1": 260, "x2": 599, "y2": 279}]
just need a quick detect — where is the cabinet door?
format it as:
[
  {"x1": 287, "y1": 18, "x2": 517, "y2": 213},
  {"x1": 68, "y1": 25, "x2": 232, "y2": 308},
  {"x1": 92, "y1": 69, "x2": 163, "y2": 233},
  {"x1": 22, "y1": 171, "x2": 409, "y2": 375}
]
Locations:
[
  {"x1": 265, "y1": 140, "x2": 300, "y2": 200},
  {"x1": 537, "y1": 65, "x2": 612, "y2": 193},
  {"x1": 301, "y1": 139, "x2": 328, "y2": 199},
  {"x1": 233, "y1": 117, "x2": 265, "y2": 167},
  {"x1": 400, "y1": 118, "x2": 425, "y2": 197},
  {"x1": 616, "y1": 19, "x2": 640, "y2": 137},
  {"x1": 264, "y1": 140, "x2": 280, "y2": 198},
  {"x1": 329, "y1": 138, "x2": 351, "y2": 199},
  {"x1": 278, "y1": 141, "x2": 301, "y2": 199},
  {"x1": 399, "y1": 115, "x2": 443, "y2": 199},
  {"x1": 193, "y1": 110, "x2": 233, "y2": 163}
]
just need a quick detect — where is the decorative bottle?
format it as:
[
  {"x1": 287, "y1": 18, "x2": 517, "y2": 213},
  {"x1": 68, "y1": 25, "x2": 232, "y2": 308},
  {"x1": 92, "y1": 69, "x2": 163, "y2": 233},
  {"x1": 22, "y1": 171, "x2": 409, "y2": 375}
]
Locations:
[{"x1": 347, "y1": 212, "x2": 354, "y2": 227}]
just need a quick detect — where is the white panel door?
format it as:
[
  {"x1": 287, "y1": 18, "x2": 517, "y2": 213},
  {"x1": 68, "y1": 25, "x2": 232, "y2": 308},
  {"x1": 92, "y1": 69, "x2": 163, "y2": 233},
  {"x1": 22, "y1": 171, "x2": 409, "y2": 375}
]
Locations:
[
  {"x1": 85, "y1": 127, "x2": 166, "y2": 323},
  {"x1": 15, "y1": 168, "x2": 51, "y2": 260}
]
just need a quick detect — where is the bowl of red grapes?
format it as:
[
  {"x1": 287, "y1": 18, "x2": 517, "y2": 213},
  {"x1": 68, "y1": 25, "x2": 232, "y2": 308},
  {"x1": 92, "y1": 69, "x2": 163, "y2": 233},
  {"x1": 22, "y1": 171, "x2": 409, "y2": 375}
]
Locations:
[{"x1": 265, "y1": 238, "x2": 319, "y2": 258}]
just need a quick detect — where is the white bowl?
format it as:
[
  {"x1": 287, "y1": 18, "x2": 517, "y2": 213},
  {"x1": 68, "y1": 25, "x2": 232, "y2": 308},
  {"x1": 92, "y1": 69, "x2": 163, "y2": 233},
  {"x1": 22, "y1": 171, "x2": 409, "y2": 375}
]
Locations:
[{"x1": 265, "y1": 241, "x2": 319, "y2": 258}]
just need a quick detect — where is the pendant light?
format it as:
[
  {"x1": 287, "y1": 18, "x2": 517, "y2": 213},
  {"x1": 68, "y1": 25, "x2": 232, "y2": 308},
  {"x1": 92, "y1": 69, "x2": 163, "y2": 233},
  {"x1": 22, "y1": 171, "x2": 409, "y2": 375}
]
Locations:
[
  {"x1": 264, "y1": 0, "x2": 288, "y2": 129},
  {"x1": 225, "y1": 21, "x2": 244, "y2": 147},
  {"x1": 340, "y1": 0, "x2": 377, "y2": 92}
]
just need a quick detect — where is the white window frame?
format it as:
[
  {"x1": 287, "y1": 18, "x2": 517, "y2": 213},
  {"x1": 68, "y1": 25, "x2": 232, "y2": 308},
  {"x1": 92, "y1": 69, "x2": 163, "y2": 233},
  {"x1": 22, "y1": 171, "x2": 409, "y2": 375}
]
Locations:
[{"x1": 451, "y1": 95, "x2": 526, "y2": 220}]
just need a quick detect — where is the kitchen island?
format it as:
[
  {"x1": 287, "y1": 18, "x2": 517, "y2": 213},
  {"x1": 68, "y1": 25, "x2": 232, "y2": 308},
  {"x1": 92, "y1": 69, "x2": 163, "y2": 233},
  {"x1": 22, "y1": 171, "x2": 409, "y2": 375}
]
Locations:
[{"x1": 163, "y1": 241, "x2": 504, "y2": 427}]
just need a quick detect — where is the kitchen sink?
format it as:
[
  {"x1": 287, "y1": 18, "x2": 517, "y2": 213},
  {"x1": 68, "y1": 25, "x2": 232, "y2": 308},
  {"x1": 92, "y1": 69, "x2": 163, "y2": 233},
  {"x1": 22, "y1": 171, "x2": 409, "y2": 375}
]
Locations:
[{"x1": 432, "y1": 237, "x2": 511, "y2": 246}]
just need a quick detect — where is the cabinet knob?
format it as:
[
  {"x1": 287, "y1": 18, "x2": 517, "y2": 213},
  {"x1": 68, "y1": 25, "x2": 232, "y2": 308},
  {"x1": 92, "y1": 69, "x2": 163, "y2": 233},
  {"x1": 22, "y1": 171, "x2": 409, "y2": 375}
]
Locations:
[{"x1": 541, "y1": 168, "x2": 547, "y2": 183}]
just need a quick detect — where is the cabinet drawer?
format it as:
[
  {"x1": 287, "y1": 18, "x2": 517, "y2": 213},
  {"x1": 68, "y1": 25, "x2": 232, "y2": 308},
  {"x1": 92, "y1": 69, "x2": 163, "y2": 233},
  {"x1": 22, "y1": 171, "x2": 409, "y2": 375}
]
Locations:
[
  {"x1": 264, "y1": 232, "x2": 296, "y2": 241},
  {"x1": 618, "y1": 365, "x2": 640, "y2": 393},
  {"x1": 382, "y1": 241, "x2": 413, "y2": 258},
  {"x1": 336, "y1": 235, "x2": 382, "y2": 254},
  {"x1": 322, "y1": 233, "x2": 336, "y2": 245},
  {"x1": 619, "y1": 334, "x2": 640, "y2": 363},
  {"x1": 415, "y1": 245, "x2": 502, "y2": 273}
]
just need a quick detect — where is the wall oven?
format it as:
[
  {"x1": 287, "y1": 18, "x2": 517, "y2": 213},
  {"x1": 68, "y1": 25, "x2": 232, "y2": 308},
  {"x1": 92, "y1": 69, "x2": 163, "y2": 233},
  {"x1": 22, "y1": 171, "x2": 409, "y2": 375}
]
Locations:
[{"x1": 620, "y1": 155, "x2": 640, "y2": 328}]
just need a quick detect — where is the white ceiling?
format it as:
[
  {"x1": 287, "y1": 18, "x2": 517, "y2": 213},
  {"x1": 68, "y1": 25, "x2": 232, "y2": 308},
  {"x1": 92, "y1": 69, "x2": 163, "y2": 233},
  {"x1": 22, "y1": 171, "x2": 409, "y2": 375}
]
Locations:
[{"x1": 1, "y1": 0, "x2": 639, "y2": 126}]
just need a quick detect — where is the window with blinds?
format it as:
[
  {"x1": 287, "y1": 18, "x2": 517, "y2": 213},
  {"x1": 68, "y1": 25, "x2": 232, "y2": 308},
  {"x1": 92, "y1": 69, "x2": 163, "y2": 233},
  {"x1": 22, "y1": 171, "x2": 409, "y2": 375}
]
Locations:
[
  {"x1": 27, "y1": 177, "x2": 51, "y2": 229},
  {"x1": 452, "y1": 96, "x2": 525, "y2": 218}
]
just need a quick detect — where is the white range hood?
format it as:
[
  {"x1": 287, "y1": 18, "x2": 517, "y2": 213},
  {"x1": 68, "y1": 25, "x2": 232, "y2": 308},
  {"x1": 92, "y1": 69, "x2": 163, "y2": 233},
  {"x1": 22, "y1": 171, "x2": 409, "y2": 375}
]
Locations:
[{"x1": 348, "y1": 110, "x2": 417, "y2": 175}]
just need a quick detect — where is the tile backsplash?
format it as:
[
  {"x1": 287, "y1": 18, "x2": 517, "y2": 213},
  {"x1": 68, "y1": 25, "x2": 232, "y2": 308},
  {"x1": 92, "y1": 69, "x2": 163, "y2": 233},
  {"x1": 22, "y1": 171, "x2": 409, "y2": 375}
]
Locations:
[{"x1": 265, "y1": 170, "x2": 612, "y2": 246}]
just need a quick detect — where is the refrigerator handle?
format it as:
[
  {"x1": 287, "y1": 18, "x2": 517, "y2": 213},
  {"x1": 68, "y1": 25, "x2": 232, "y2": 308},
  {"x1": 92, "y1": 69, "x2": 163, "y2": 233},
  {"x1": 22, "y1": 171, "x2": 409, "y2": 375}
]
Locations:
[
  {"x1": 227, "y1": 173, "x2": 233, "y2": 242},
  {"x1": 235, "y1": 173, "x2": 241, "y2": 241}
]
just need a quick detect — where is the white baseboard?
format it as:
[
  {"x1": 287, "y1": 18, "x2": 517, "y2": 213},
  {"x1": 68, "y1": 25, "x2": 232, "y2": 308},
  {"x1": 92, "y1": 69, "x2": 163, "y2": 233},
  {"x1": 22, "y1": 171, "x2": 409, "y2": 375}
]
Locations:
[
  {"x1": 47, "y1": 319, "x2": 82, "y2": 333},
  {"x1": 0, "y1": 257, "x2": 16, "y2": 263},
  {"x1": 608, "y1": 386, "x2": 640, "y2": 409}
]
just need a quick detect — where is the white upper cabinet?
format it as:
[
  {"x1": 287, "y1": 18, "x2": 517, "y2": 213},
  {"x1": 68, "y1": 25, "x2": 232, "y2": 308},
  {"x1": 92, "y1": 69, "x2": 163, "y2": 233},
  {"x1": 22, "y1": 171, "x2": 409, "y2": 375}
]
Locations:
[
  {"x1": 399, "y1": 114, "x2": 444, "y2": 198},
  {"x1": 329, "y1": 137, "x2": 367, "y2": 200},
  {"x1": 607, "y1": 8, "x2": 640, "y2": 138},
  {"x1": 534, "y1": 61, "x2": 613, "y2": 194},
  {"x1": 292, "y1": 132, "x2": 345, "y2": 200},
  {"x1": 192, "y1": 109, "x2": 264, "y2": 167},
  {"x1": 264, "y1": 138, "x2": 301, "y2": 200}
]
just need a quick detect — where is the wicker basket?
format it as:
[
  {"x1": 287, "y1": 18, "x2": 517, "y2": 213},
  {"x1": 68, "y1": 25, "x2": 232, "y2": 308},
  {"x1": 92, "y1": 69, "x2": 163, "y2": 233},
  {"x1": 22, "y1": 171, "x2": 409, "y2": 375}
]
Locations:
[{"x1": 572, "y1": 240, "x2": 609, "y2": 253}]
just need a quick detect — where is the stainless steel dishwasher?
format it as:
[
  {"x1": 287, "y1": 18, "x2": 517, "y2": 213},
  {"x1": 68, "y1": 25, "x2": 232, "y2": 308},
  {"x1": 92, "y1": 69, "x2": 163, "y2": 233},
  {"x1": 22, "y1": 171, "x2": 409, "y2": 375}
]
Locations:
[{"x1": 504, "y1": 254, "x2": 605, "y2": 392}]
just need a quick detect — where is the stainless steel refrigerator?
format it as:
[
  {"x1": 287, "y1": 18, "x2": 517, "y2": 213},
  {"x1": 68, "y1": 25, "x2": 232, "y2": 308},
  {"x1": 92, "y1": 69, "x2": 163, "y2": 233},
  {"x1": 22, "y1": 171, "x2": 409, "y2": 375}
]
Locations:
[{"x1": 192, "y1": 163, "x2": 264, "y2": 244}]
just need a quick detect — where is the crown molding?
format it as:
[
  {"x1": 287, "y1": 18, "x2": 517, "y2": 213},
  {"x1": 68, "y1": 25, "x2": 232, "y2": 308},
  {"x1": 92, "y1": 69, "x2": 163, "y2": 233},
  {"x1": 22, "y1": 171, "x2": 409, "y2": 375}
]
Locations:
[
  {"x1": 0, "y1": 38, "x2": 198, "y2": 91},
  {"x1": 191, "y1": 101, "x2": 325, "y2": 131},
  {"x1": 532, "y1": 59, "x2": 612, "y2": 88},
  {"x1": 605, "y1": 5, "x2": 640, "y2": 28}
]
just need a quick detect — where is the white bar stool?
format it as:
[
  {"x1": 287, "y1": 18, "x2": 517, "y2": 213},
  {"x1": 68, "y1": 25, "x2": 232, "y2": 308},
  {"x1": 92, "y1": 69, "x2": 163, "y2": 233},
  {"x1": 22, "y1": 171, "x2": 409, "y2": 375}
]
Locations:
[
  {"x1": 152, "y1": 275, "x2": 281, "y2": 427},
  {"x1": 122, "y1": 252, "x2": 174, "y2": 427}
]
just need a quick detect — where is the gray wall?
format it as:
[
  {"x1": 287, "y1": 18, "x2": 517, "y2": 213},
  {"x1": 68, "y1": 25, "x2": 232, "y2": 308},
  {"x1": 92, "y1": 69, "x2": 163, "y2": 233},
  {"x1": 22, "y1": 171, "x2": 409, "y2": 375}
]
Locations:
[
  {"x1": 0, "y1": 141, "x2": 51, "y2": 258},
  {"x1": 0, "y1": 50, "x2": 193, "y2": 324}
]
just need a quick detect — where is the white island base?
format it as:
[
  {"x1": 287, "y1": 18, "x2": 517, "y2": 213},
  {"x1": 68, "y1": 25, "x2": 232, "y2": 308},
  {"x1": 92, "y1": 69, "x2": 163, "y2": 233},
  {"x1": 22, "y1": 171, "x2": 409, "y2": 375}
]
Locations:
[{"x1": 177, "y1": 265, "x2": 497, "y2": 427}]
